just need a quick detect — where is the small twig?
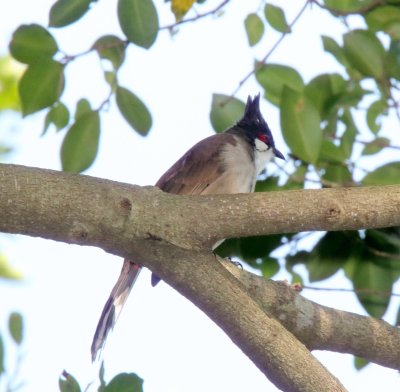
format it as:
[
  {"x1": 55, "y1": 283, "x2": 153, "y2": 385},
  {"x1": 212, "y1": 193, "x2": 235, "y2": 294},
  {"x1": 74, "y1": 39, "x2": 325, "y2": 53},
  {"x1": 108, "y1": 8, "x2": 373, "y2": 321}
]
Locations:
[
  {"x1": 160, "y1": 0, "x2": 231, "y2": 30},
  {"x1": 229, "y1": 0, "x2": 310, "y2": 99},
  {"x1": 303, "y1": 285, "x2": 400, "y2": 298}
]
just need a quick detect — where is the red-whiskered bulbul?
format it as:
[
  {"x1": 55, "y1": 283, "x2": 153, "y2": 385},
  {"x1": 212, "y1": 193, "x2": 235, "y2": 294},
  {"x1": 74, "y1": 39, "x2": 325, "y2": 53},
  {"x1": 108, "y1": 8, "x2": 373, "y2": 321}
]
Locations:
[{"x1": 91, "y1": 94, "x2": 284, "y2": 360}]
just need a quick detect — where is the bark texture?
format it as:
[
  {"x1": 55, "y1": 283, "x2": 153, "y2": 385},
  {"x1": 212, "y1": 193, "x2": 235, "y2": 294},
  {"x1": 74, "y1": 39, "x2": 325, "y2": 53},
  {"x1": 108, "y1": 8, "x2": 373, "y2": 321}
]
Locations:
[{"x1": 2, "y1": 163, "x2": 400, "y2": 390}]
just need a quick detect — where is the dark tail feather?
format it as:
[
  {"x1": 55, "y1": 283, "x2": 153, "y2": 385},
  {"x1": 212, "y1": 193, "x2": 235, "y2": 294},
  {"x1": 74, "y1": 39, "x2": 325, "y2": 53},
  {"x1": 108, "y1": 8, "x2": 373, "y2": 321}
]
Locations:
[{"x1": 91, "y1": 259, "x2": 142, "y2": 361}]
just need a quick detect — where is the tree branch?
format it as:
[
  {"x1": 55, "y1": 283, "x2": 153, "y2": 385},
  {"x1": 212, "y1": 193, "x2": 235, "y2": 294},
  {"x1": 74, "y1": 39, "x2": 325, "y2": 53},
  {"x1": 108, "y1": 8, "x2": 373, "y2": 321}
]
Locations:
[{"x1": 2, "y1": 163, "x2": 400, "y2": 388}]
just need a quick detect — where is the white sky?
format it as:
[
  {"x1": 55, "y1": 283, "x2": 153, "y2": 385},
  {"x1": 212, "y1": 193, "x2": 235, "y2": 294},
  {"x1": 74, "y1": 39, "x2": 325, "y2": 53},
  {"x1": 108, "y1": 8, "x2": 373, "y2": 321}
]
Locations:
[{"x1": 1, "y1": 1, "x2": 400, "y2": 391}]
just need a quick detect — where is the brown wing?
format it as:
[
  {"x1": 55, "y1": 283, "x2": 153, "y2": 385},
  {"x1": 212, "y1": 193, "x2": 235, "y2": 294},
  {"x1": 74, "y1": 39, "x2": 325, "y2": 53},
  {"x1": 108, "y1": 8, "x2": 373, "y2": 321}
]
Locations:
[{"x1": 156, "y1": 133, "x2": 238, "y2": 195}]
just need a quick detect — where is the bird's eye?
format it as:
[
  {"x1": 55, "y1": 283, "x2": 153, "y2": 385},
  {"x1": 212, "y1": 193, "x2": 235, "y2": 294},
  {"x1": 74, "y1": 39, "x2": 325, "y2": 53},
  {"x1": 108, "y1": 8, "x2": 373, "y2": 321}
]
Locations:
[{"x1": 257, "y1": 133, "x2": 268, "y2": 143}]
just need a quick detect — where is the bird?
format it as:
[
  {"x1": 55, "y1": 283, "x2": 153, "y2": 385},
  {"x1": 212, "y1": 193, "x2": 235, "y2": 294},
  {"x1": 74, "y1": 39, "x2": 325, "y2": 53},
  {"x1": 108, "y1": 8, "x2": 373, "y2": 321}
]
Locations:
[{"x1": 91, "y1": 94, "x2": 284, "y2": 360}]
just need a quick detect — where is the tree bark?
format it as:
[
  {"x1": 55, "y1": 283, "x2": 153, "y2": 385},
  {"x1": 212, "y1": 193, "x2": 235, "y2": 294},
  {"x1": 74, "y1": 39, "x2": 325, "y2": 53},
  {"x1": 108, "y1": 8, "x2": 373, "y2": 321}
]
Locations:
[{"x1": 2, "y1": 163, "x2": 400, "y2": 390}]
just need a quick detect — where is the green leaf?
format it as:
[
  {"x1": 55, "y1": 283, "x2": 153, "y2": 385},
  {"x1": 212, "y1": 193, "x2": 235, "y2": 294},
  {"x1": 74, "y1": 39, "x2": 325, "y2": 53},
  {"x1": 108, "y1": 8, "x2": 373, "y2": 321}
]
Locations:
[
  {"x1": 366, "y1": 100, "x2": 388, "y2": 134},
  {"x1": 75, "y1": 98, "x2": 92, "y2": 120},
  {"x1": 0, "y1": 253, "x2": 22, "y2": 280},
  {"x1": 0, "y1": 56, "x2": 22, "y2": 111},
  {"x1": 354, "y1": 356, "x2": 369, "y2": 370},
  {"x1": 322, "y1": 35, "x2": 352, "y2": 69},
  {"x1": 324, "y1": 0, "x2": 370, "y2": 12},
  {"x1": 9, "y1": 24, "x2": 58, "y2": 64},
  {"x1": 361, "y1": 137, "x2": 390, "y2": 156},
  {"x1": 261, "y1": 257, "x2": 280, "y2": 278},
  {"x1": 118, "y1": 0, "x2": 159, "y2": 49},
  {"x1": 365, "y1": 6, "x2": 400, "y2": 38},
  {"x1": 387, "y1": 39, "x2": 400, "y2": 80},
  {"x1": 8, "y1": 312, "x2": 23, "y2": 345},
  {"x1": 116, "y1": 87, "x2": 152, "y2": 135},
  {"x1": 92, "y1": 35, "x2": 126, "y2": 70},
  {"x1": 19, "y1": 59, "x2": 64, "y2": 116},
  {"x1": 103, "y1": 373, "x2": 143, "y2": 392},
  {"x1": 305, "y1": 73, "x2": 346, "y2": 118},
  {"x1": 59, "y1": 371, "x2": 81, "y2": 392},
  {"x1": 210, "y1": 94, "x2": 246, "y2": 133},
  {"x1": 43, "y1": 102, "x2": 70, "y2": 134},
  {"x1": 362, "y1": 162, "x2": 400, "y2": 185},
  {"x1": 345, "y1": 249, "x2": 393, "y2": 318},
  {"x1": 323, "y1": 164, "x2": 353, "y2": 185},
  {"x1": 49, "y1": 0, "x2": 93, "y2": 28},
  {"x1": 264, "y1": 4, "x2": 290, "y2": 33},
  {"x1": 0, "y1": 334, "x2": 4, "y2": 375},
  {"x1": 343, "y1": 29, "x2": 385, "y2": 78},
  {"x1": 339, "y1": 111, "x2": 357, "y2": 159},
  {"x1": 244, "y1": 13, "x2": 264, "y2": 46},
  {"x1": 61, "y1": 111, "x2": 100, "y2": 173},
  {"x1": 255, "y1": 63, "x2": 304, "y2": 106},
  {"x1": 319, "y1": 140, "x2": 347, "y2": 163},
  {"x1": 280, "y1": 86, "x2": 322, "y2": 163}
]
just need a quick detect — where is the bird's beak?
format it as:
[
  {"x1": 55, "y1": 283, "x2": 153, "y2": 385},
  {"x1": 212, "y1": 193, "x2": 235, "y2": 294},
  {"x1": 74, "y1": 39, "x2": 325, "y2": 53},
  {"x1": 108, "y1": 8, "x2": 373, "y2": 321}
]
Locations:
[{"x1": 273, "y1": 148, "x2": 285, "y2": 160}]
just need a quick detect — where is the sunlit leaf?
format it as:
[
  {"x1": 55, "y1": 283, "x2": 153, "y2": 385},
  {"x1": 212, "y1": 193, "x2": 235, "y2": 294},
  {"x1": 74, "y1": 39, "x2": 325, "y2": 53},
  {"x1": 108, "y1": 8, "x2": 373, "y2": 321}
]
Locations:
[
  {"x1": 324, "y1": 0, "x2": 373, "y2": 12},
  {"x1": 256, "y1": 63, "x2": 304, "y2": 106},
  {"x1": 0, "y1": 56, "x2": 23, "y2": 111},
  {"x1": 59, "y1": 370, "x2": 81, "y2": 392},
  {"x1": 210, "y1": 94, "x2": 245, "y2": 133},
  {"x1": 343, "y1": 29, "x2": 385, "y2": 78},
  {"x1": 244, "y1": 13, "x2": 264, "y2": 46},
  {"x1": 116, "y1": 87, "x2": 152, "y2": 135},
  {"x1": 261, "y1": 257, "x2": 280, "y2": 278},
  {"x1": 171, "y1": 0, "x2": 196, "y2": 20},
  {"x1": 92, "y1": 35, "x2": 126, "y2": 70},
  {"x1": 19, "y1": 59, "x2": 64, "y2": 116},
  {"x1": 319, "y1": 140, "x2": 347, "y2": 163},
  {"x1": 103, "y1": 373, "x2": 143, "y2": 392},
  {"x1": 322, "y1": 35, "x2": 351, "y2": 68},
  {"x1": 280, "y1": 86, "x2": 322, "y2": 163},
  {"x1": 8, "y1": 312, "x2": 23, "y2": 345},
  {"x1": 61, "y1": 110, "x2": 100, "y2": 173},
  {"x1": 264, "y1": 4, "x2": 290, "y2": 33},
  {"x1": 362, "y1": 162, "x2": 400, "y2": 185},
  {"x1": 118, "y1": 0, "x2": 159, "y2": 49},
  {"x1": 9, "y1": 24, "x2": 58, "y2": 64},
  {"x1": 49, "y1": 0, "x2": 93, "y2": 28},
  {"x1": 0, "y1": 254, "x2": 22, "y2": 280}
]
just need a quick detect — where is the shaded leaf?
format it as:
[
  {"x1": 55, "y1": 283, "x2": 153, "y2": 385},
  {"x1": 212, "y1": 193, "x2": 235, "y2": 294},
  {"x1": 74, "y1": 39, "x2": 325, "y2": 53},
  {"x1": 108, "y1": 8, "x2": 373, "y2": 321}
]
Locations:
[
  {"x1": 59, "y1": 370, "x2": 81, "y2": 392},
  {"x1": 49, "y1": 0, "x2": 93, "y2": 28},
  {"x1": 264, "y1": 4, "x2": 290, "y2": 33},
  {"x1": 280, "y1": 86, "x2": 322, "y2": 163},
  {"x1": 305, "y1": 73, "x2": 346, "y2": 119},
  {"x1": 323, "y1": 164, "x2": 353, "y2": 185},
  {"x1": 118, "y1": 0, "x2": 159, "y2": 49},
  {"x1": 343, "y1": 29, "x2": 385, "y2": 78},
  {"x1": 365, "y1": 6, "x2": 400, "y2": 39},
  {"x1": 345, "y1": 248, "x2": 394, "y2": 318},
  {"x1": 361, "y1": 137, "x2": 390, "y2": 156},
  {"x1": 210, "y1": 94, "x2": 245, "y2": 133},
  {"x1": 116, "y1": 87, "x2": 152, "y2": 135},
  {"x1": 256, "y1": 63, "x2": 304, "y2": 106},
  {"x1": 8, "y1": 312, "x2": 23, "y2": 345},
  {"x1": 103, "y1": 373, "x2": 143, "y2": 392},
  {"x1": 43, "y1": 102, "x2": 70, "y2": 134},
  {"x1": 9, "y1": 24, "x2": 58, "y2": 64},
  {"x1": 93, "y1": 35, "x2": 126, "y2": 70},
  {"x1": 244, "y1": 13, "x2": 264, "y2": 46},
  {"x1": 324, "y1": 0, "x2": 370, "y2": 12},
  {"x1": 171, "y1": 0, "x2": 196, "y2": 20},
  {"x1": 319, "y1": 140, "x2": 347, "y2": 163},
  {"x1": 339, "y1": 112, "x2": 357, "y2": 159},
  {"x1": 366, "y1": 100, "x2": 388, "y2": 134},
  {"x1": 354, "y1": 356, "x2": 369, "y2": 370},
  {"x1": 19, "y1": 59, "x2": 64, "y2": 116},
  {"x1": 261, "y1": 257, "x2": 280, "y2": 278},
  {"x1": 362, "y1": 162, "x2": 400, "y2": 185},
  {"x1": 75, "y1": 98, "x2": 92, "y2": 120},
  {"x1": 322, "y1": 35, "x2": 352, "y2": 69},
  {"x1": 61, "y1": 111, "x2": 100, "y2": 173}
]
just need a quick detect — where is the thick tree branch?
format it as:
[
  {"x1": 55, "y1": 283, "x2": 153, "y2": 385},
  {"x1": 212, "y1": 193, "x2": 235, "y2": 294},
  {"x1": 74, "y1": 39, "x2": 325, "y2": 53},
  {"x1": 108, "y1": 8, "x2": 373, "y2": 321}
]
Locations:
[
  {"x1": 221, "y1": 261, "x2": 400, "y2": 370},
  {"x1": 2, "y1": 163, "x2": 400, "y2": 389}
]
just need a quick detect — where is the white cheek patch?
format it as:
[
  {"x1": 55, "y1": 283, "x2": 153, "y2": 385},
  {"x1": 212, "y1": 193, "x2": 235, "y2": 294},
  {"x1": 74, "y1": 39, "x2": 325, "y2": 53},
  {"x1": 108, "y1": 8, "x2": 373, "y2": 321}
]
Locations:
[{"x1": 255, "y1": 137, "x2": 268, "y2": 152}]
